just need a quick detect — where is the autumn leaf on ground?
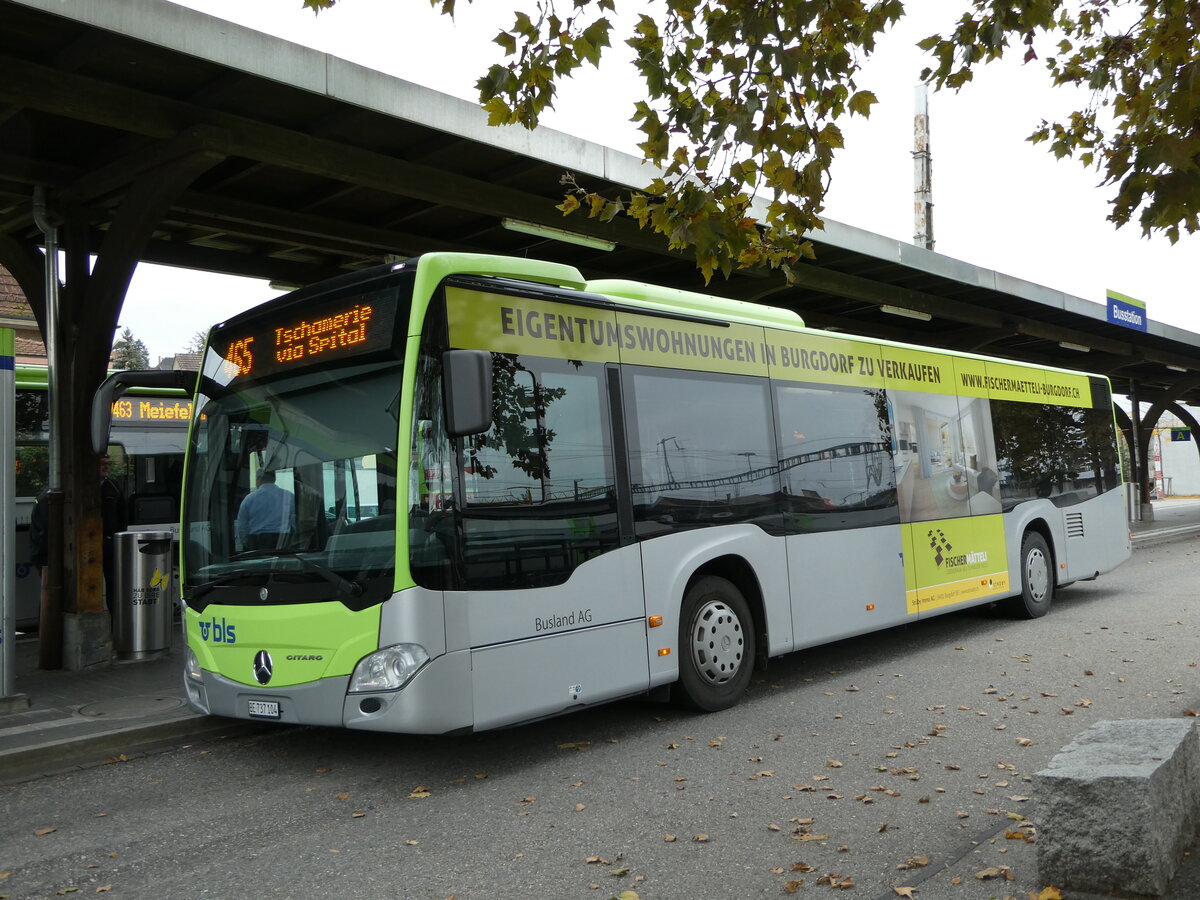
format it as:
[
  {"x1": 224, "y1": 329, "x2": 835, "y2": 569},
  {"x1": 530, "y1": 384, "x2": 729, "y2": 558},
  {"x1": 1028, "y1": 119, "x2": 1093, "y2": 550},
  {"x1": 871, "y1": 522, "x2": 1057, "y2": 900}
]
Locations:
[
  {"x1": 784, "y1": 881, "x2": 804, "y2": 894},
  {"x1": 975, "y1": 865, "x2": 1014, "y2": 880},
  {"x1": 35, "y1": 827, "x2": 57, "y2": 836},
  {"x1": 791, "y1": 862, "x2": 815, "y2": 872},
  {"x1": 664, "y1": 834, "x2": 676, "y2": 842},
  {"x1": 693, "y1": 834, "x2": 710, "y2": 842},
  {"x1": 893, "y1": 888, "x2": 916, "y2": 898},
  {"x1": 1035, "y1": 887, "x2": 1064, "y2": 899},
  {"x1": 586, "y1": 856, "x2": 611, "y2": 865},
  {"x1": 896, "y1": 856, "x2": 929, "y2": 870},
  {"x1": 408, "y1": 786, "x2": 431, "y2": 798},
  {"x1": 817, "y1": 873, "x2": 854, "y2": 888}
]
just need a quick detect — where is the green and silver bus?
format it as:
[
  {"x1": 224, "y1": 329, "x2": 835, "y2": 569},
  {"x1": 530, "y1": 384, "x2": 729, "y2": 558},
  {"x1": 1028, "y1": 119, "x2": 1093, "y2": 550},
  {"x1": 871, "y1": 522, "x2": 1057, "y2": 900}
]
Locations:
[{"x1": 169, "y1": 252, "x2": 1130, "y2": 732}]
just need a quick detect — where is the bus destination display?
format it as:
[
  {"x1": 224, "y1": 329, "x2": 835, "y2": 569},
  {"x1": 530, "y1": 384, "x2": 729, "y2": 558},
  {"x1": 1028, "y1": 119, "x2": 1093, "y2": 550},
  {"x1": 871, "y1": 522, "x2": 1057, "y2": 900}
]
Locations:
[
  {"x1": 219, "y1": 294, "x2": 397, "y2": 381},
  {"x1": 111, "y1": 397, "x2": 193, "y2": 423}
]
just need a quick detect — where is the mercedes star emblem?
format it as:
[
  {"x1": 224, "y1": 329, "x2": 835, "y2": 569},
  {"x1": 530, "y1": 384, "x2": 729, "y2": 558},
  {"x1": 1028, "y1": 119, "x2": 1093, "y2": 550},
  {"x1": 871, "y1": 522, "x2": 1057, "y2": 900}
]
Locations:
[{"x1": 253, "y1": 650, "x2": 274, "y2": 685}]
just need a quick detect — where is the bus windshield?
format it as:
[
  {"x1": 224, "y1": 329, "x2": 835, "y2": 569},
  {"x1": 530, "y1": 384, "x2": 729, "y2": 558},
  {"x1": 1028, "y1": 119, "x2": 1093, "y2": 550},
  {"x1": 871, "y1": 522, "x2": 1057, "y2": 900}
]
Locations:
[
  {"x1": 183, "y1": 359, "x2": 402, "y2": 608},
  {"x1": 181, "y1": 269, "x2": 411, "y2": 610}
]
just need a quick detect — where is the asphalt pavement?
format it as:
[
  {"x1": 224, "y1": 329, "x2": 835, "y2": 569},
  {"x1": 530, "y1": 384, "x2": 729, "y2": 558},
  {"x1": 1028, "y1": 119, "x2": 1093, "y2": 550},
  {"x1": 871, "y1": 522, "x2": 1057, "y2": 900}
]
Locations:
[{"x1": 2, "y1": 497, "x2": 1200, "y2": 896}]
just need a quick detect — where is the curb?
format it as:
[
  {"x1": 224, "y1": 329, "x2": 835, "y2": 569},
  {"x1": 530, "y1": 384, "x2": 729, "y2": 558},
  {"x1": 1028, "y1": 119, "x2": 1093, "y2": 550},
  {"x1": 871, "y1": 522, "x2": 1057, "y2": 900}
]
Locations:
[
  {"x1": 1132, "y1": 524, "x2": 1200, "y2": 546},
  {"x1": 0, "y1": 714, "x2": 275, "y2": 786}
]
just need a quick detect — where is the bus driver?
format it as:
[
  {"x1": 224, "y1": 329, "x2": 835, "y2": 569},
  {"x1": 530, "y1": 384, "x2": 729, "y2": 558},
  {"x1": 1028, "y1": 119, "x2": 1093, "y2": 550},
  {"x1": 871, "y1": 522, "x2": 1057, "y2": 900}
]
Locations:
[{"x1": 236, "y1": 470, "x2": 295, "y2": 551}]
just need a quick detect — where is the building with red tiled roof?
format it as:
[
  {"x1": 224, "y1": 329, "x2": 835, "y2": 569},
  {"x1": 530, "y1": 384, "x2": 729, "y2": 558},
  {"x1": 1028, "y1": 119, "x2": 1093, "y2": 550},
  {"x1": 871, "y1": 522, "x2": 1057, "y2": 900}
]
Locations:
[
  {"x1": 155, "y1": 352, "x2": 201, "y2": 372},
  {"x1": 0, "y1": 264, "x2": 45, "y2": 363}
]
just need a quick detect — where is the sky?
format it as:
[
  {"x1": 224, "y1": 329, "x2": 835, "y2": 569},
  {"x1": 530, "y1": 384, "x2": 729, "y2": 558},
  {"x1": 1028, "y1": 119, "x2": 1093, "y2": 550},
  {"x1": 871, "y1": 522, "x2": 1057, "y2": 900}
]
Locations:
[{"x1": 121, "y1": 0, "x2": 1200, "y2": 363}]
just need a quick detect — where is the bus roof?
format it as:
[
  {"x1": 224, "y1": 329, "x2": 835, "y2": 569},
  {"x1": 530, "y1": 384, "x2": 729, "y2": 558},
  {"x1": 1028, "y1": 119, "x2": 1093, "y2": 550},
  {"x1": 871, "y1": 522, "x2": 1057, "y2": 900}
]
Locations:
[{"x1": 587, "y1": 279, "x2": 805, "y2": 329}]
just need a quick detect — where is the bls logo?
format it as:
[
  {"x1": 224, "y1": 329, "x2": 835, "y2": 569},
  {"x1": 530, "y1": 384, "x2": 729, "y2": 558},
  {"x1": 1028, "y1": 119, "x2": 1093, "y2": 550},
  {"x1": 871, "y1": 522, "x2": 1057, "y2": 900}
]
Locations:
[{"x1": 197, "y1": 617, "x2": 237, "y2": 644}]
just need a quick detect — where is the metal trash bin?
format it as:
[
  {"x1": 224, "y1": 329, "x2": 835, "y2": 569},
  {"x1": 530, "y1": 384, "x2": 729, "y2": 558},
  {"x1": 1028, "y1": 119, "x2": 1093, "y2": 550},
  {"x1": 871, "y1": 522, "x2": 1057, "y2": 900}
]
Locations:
[{"x1": 111, "y1": 531, "x2": 175, "y2": 660}]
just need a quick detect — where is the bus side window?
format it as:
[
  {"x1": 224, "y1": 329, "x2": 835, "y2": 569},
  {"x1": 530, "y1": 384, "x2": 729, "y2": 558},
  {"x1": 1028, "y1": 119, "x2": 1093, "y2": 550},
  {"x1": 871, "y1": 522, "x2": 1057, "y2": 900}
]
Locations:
[
  {"x1": 625, "y1": 367, "x2": 778, "y2": 537},
  {"x1": 775, "y1": 383, "x2": 898, "y2": 530},
  {"x1": 458, "y1": 355, "x2": 618, "y2": 589}
]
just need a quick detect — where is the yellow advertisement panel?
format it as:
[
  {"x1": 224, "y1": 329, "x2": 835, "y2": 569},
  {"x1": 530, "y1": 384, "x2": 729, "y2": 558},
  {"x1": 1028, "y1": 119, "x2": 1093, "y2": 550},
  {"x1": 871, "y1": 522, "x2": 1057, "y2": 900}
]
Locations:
[
  {"x1": 447, "y1": 286, "x2": 769, "y2": 374},
  {"x1": 952, "y1": 357, "x2": 990, "y2": 400},
  {"x1": 880, "y1": 345, "x2": 955, "y2": 395},
  {"x1": 766, "y1": 331, "x2": 883, "y2": 388},
  {"x1": 971, "y1": 361, "x2": 1093, "y2": 407},
  {"x1": 446, "y1": 285, "x2": 1096, "y2": 412},
  {"x1": 447, "y1": 287, "x2": 619, "y2": 364},
  {"x1": 613, "y1": 310, "x2": 767, "y2": 375},
  {"x1": 903, "y1": 515, "x2": 1010, "y2": 614}
]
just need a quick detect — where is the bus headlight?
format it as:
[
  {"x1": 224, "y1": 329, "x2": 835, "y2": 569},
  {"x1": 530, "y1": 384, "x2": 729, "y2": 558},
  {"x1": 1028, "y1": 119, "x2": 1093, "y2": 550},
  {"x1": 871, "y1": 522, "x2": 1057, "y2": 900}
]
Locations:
[
  {"x1": 348, "y1": 643, "x2": 430, "y2": 693},
  {"x1": 184, "y1": 646, "x2": 203, "y2": 682}
]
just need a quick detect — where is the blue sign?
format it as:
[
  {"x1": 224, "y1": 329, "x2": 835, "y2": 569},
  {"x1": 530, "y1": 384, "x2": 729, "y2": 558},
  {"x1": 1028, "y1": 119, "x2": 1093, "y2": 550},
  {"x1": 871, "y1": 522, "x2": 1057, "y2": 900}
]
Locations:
[
  {"x1": 1107, "y1": 290, "x2": 1147, "y2": 332},
  {"x1": 1171, "y1": 428, "x2": 1192, "y2": 442}
]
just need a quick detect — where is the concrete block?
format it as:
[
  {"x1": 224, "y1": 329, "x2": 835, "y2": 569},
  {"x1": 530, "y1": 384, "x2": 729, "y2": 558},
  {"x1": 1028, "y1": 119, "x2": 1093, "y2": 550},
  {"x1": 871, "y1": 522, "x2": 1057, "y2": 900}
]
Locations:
[
  {"x1": 62, "y1": 612, "x2": 113, "y2": 670},
  {"x1": 1036, "y1": 719, "x2": 1200, "y2": 897}
]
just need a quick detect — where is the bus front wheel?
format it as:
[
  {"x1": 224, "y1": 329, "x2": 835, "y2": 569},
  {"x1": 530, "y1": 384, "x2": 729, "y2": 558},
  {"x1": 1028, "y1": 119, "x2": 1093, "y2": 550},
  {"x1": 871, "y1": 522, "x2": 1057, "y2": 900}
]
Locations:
[
  {"x1": 674, "y1": 576, "x2": 755, "y2": 712},
  {"x1": 1009, "y1": 531, "x2": 1053, "y2": 619}
]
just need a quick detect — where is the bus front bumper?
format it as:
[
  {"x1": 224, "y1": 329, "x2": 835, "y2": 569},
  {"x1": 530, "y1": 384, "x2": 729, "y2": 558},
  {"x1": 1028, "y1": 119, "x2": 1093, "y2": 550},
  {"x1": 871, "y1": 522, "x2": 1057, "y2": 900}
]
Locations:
[{"x1": 183, "y1": 648, "x2": 474, "y2": 734}]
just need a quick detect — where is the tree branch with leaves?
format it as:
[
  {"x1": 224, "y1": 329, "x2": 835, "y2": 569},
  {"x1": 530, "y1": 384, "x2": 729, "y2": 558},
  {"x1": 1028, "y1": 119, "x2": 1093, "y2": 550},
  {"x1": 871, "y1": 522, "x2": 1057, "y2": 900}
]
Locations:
[{"x1": 301, "y1": 0, "x2": 1199, "y2": 278}]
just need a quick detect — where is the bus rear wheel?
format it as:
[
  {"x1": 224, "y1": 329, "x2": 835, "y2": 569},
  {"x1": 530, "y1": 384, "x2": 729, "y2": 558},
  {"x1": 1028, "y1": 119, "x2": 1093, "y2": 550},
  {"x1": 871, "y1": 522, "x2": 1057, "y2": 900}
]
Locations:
[
  {"x1": 1008, "y1": 531, "x2": 1053, "y2": 619},
  {"x1": 674, "y1": 576, "x2": 755, "y2": 712}
]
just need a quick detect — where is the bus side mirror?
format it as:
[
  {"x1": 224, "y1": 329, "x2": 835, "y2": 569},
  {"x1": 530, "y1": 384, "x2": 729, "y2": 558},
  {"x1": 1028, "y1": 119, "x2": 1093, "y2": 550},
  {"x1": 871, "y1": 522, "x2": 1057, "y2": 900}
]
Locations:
[
  {"x1": 91, "y1": 369, "x2": 195, "y2": 455},
  {"x1": 443, "y1": 350, "x2": 493, "y2": 437}
]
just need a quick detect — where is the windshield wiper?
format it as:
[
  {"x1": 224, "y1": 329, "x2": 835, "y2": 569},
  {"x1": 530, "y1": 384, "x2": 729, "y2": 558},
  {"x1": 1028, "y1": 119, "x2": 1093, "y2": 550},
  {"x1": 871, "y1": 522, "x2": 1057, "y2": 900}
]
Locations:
[
  {"x1": 228, "y1": 549, "x2": 364, "y2": 597},
  {"x1": 186, "y1": 569, "x2": 264, "y2": 602},
  {"x1": 293, "y1": 553, "x2": 365, "y2": 598}
]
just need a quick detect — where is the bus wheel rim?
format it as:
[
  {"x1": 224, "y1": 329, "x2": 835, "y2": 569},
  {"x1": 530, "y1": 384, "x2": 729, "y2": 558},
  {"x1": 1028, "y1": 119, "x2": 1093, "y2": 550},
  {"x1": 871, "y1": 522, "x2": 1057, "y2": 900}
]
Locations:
[
  {"x1": 1026, "y1": 548, "x2": 1048, "y2": 601},
  {"x1": 689, "y1": 600, "x2": 744, "y2": 686}
]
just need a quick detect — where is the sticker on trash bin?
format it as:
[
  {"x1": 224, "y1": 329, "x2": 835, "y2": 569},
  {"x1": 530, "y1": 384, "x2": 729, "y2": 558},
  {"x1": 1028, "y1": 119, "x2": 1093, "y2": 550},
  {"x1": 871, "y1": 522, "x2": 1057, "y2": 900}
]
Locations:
[{"x1": 133, "y1": 567, "x2": 171, "y2": 606}]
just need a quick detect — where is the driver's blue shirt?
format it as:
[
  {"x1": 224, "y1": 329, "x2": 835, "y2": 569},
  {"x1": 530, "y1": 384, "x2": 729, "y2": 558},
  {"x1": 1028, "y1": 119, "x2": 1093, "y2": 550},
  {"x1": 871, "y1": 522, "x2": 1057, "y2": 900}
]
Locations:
[{"x1": 236, "y1": 482, "x2": 295, "y2": 549}]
